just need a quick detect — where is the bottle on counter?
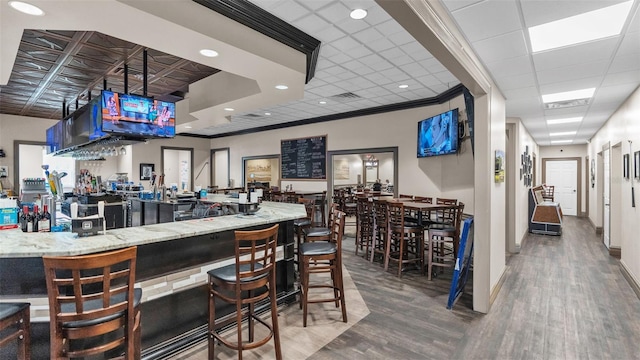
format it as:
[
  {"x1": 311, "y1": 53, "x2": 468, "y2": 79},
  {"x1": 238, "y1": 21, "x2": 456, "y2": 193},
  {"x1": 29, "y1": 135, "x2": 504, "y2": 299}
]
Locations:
[
  {"x1": 20, "y1": 205, "x2": 29, "y2": 232},
  {"x1": 39, "y1": 204, "x2": 51, "y2": 232},
  {"x1": 31, "y1": 205, "x2": 39, "y2": 233}
]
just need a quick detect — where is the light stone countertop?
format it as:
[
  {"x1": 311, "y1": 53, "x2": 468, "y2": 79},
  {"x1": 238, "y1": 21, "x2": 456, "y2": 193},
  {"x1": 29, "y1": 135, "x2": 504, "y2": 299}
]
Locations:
[{"x1": 0, "y1": 196, "x2": 305, "y2": 258}]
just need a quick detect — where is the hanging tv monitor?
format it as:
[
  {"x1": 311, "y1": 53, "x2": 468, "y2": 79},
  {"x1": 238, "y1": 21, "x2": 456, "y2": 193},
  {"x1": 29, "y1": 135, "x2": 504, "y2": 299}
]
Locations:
[
  {"x1": 101, "y1": 90, "x2": 175, "y2": 138},
  {"x1": 417, "y1": 108, "x2": 459, "y2": 158}
]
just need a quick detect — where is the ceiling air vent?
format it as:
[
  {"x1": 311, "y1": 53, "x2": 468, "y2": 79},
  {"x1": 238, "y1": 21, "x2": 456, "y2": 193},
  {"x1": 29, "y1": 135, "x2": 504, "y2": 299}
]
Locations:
[
  {"x1": 330, "y1": 92, "x2": 361, "y2": 102},
  {"x1": 544, "y1": 98, "x2": 590, "y2": 110}
]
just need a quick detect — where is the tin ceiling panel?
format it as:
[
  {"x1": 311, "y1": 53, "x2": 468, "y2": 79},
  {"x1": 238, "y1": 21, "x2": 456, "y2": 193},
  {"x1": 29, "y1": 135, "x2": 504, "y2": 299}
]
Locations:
[{"x1": 0, "y1": 29, "x2": 220, "y2": 120}]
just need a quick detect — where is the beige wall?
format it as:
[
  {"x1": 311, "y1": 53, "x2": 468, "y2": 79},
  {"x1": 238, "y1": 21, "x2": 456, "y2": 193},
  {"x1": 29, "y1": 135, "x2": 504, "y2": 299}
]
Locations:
[
  {"x1": 588, "y1": 85, "x2": 640, "y2": 292},
  {"x1": 210, "y1": 96, "x2": 475, "y2": 212}
]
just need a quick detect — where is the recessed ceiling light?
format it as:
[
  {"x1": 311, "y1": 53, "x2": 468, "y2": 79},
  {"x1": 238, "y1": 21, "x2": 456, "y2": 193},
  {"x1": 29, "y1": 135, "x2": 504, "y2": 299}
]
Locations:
[
  {"x1": 264, "y1": 112, "x2": 271, "y2": 116},
  {"x1": 550, "y1": 131, "x2": 577, "y2": 137},
  {"x1": 319, "y1": 101, "x2": 327, "y2": 104},
  {"x1": 350, "y1": 9, "x2": 367, "y2": 20},
  {"x1": 547, "y1": 117, "x2": 583, "y2": 125},
  {"x1": 275, "y1": 85, "x2": 288, "y2": 90},
  {"x1": 199, "y1": 49, "x2": 219, "y2": 57},
  {"x1": 9, "y1": 1, "x2": 44, "y2": 15},
  {"x1": 551, "y1": 140, "x2": 573, "y2": 144},
  {"x1": 529, "y1": 1, "x2": 633, "y2": 52},
  {"x1": 542, "y1": 88, "x2": 595, "y2": 103},
  {"x1": 184, "y1": 125, "x2": 192, "y2": 129},
  {"x1": 224, "y1": 107, "x2": 234, "y2": 111},
  {"x1": 398, "y1": 84, "x2": 409, "y2": 89}
]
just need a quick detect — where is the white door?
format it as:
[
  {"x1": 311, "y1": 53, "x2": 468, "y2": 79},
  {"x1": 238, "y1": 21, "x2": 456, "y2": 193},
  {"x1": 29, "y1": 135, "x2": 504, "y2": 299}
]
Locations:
[
  {"x1": 603, "y1": 149, "x2": 611, "y2": 248},
  {"x1": 545, "y1": 160, "x2": 578, "y2": 216}
]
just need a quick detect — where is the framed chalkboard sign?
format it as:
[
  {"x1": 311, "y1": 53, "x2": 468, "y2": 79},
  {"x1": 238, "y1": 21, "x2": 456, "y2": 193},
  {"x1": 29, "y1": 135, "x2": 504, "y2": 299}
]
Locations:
[{"x1": 281, "y1": 135, "x2": 327, "y2": 179}]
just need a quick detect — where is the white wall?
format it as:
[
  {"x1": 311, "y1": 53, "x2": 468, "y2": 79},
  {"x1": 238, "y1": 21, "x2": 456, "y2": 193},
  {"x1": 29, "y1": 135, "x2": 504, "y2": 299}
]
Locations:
[
  {"x1": 333, "y1": 154, "x2": 362, "y2": 186},
  {"x1": 210, "y1": 96, "x2": 475, "y2": 212},
  {"x1": 0, "y1": 114, "x2": 57, "y2": 191},
  {"x1": 588, "y1": 85, "x2": 640, "y2": 293}
]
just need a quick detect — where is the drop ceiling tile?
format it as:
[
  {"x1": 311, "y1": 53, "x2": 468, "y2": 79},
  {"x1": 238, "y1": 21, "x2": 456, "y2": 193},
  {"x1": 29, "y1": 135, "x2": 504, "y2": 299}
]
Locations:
[
  {"x1": 352, "y1": 27, "x2": 385, "y2": 44},
  {"x1": 316, "y1": 26, "x2": 348, "y2": 43},
  {"x1": 327, "y1": 52, "x2": 352, "y2": 65},
  {"x1": 617, "y1": 30, "x2": 640, "y2": 55},
  {"x1": 332, "y1": 36, "x2": 362, "y2": 52},
  {"x1": 400, "y1": 62, "x2": 430, "y2": 77},
  {"x1": 387, "y1": 31, "x2": 415, "y2": 46},
  {"x1": 601, "y1": 69, "x2": 640, "y2": 86},
  {"x1": 494, "y1": 72, "x2": 537, "y2": 91},
  {"x1": 472, "y1": 30, "x2": 529, "y2": 64},
  {"x1": 408, "y1": 49, "x2": 434, "y2": 62},
  {"x1": 415, "y1": 74, "x2": 442, "y2": 87},
  {"x1": 503, "y1": 86, "x2": 539, "y2": 100},
  {"x1": 316, "y1": 1, "x2": 351, "y2": 21},
  {"x1": 299, "y1": 0, "x2": 333, "y2": 11},
  {"x1": 369, "y1": 60, "x2": 395, "y2": 72},
  {"x1": 450, "y1": 0, "x2": 522, "y2": 43},
  {"x1": 374, "y1": 19, "x2": 405, "y2": 36},
  {"x1": 536, "y1": 60, "x2": 609, "y2": 86},
  {"x1": 609, "y1": 52, "x2": 640, "y2": 73},
  {"x1": 264, "y1": 1, "x2": 310, "y2": 22},
  {"x1": 379, "y1": 67, "x2": 408, "y2": 80},
  {"x1": 421, "y1": 57, "x2": 448, "y2": 74},
  {"x1": 444, "y1": 0, "x2": 484, "y2": 12},
  {"x1": 388, "y1": 55, "x2": 417, "y2": 67},
  {"x1": 486, "y1": 55, "x2": 533, "y2": 77},
  {"x1": 532, "y1": 38, "x2": 619, "y2": 71},
  {"x1": 594, "y1": 82, "x2": 640, "y2": 104},
  {"x1": 334, "y1": 16, "x2": 371, "y2": 34},
  {"x1": 433, "y1": 71, "x2": 458, "y2": 84},
  {"x1": 293, "y1": 14, "x2": 332, "y2": 34},
  {"x1": 349, "y1": 44, "x2": 374, "y2": 59},
  {"x1": 366, "y1": 37, "x2": 396, "y2": 52},
  {"x1": 538, "y1": 76, "x2": 602, "y2": 95}
]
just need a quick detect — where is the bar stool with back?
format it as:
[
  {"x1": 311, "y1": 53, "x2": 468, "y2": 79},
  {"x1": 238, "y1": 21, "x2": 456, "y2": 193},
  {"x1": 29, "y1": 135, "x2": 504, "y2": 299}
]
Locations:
[
  {"x1": 298, "y1": 209, "x2": 348, "y2": 327},
  {"x1": 42, "y1": 246, "x2": 141, "y2": 359},
  {"x1": 207, "y1": 224, "x2": 282, "y2": 360},
  {"x1": 426, "y1": 202, "x2": 465, "y2": 280},
  {"x1": 0, "y1": 302, "x2": 31, "y2": 359},
  {"x1": 385, "y1": 201, "x2": 424, "y2": 277}
]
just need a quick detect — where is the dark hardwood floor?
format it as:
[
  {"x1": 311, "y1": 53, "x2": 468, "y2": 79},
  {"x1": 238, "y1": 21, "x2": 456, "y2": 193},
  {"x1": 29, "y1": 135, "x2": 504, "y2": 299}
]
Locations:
[{"x1": 172, "y1": 216, "x2": 640, "y2": 359}]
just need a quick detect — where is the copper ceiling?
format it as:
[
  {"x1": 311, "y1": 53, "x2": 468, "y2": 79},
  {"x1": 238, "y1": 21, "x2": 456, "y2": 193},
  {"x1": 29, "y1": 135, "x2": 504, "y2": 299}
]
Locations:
[{"x1": 0, "y1": 29, "x2": 220, "y2": 120}]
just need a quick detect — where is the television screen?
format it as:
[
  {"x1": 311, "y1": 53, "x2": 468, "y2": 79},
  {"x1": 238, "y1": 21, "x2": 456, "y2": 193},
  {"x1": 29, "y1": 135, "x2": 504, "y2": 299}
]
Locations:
[
  {"x1": 417, "y1": 108, "x2": 459, "y2": 157},
  {"x1": 101, "y1": 90, "x2": 175, "y2": 138}
]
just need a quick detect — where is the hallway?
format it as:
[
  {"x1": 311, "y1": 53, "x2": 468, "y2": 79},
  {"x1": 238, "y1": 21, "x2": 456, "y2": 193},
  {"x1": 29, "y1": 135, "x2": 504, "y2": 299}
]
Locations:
[{"x1": 175, "y1": 216, "x2": 640, "y2": 359}]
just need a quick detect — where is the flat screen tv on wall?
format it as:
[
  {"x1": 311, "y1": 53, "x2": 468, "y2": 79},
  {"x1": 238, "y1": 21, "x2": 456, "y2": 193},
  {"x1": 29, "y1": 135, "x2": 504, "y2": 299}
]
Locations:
[
  {"x1": 417, "y1": 108, "x2": 459, "y2": 158},
  {"x1": 101, "y1": 90, "x2": 176, "y2": 138}
]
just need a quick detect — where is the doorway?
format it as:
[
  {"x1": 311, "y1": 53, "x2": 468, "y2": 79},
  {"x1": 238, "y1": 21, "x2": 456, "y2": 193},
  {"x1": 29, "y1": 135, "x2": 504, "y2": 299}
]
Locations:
[
  {"x1": 242, "y1": 155, "x2": 280, "y2": 190},
  {"x1": 161, "y1": 147, "x2": 193, "y2": 191},
  {"x1": 609, "y1": 143, "x2": 622, "y2": 253},
  {"x1": 210, "y1": 148, "x2": 230, "y2": 189},
  {"x1": 542, "y1": 158, "x2": 580, "y2": 216},
  {"x1": 327, "y1": 147, "x2": 398, "y2": 200}
]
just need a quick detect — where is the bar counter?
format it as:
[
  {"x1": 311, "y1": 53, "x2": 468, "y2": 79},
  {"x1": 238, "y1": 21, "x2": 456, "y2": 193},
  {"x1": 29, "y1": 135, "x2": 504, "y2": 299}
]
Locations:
[{"x1": 0, "y1": 196, "x2": 305, "y2": 359}]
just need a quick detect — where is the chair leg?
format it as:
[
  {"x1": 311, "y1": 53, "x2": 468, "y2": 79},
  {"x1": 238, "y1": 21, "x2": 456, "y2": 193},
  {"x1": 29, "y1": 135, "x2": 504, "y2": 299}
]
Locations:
[
  {"x1": 427, "y1": 233, "x2": 433, "y2": 280},
  {"x1": 208, "y1": 290, "x2": 216, "y2": 359},
  {"x1": 269, "y1": 280, "x2": 282, "y2": 360},
  {"x1": 302, "y1": 257, "x2": 310, "y2": 327},
  {"x1": 248, "y1": 290, "x2": 255, "y2": 343},
  {"x1": 336, "y1": 262, "x2": 347, "y2": 323},
  {"x1": 236, "y1": 292, "x2": 243, "y2": 360},
  {"x1": 383, "y1": 230, "x2": 392, "y2": 271}
]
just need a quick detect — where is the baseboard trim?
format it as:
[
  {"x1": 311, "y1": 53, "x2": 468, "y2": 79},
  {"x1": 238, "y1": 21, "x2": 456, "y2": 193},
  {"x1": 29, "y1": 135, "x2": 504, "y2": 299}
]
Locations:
[
  {"x1": 579, "y1": 211, "x2": 587, "y2": 218},
  {"x1": 587, "y1": 217, "x2": 603, "y2": 234},
  {"x1": 489, "y1": 266, "x2": 508, "y2": 308},
  {"x1": 609, "y1": 246, "x2": 621, "y2": 259},
  {"x1": 620, "y1": 260, "x2": 640, "y2": 301}
]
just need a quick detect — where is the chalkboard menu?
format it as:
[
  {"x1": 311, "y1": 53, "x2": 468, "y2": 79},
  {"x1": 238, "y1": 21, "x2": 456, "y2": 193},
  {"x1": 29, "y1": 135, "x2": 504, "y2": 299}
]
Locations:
[{"x1": 281, "y1": 135, "x2": 327, "y2": 179}]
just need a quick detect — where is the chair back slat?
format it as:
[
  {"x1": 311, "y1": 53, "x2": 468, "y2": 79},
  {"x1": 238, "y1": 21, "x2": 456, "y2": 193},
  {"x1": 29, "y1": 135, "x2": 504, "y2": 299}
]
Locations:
[{"x1": 234, "y1": 224, "x2": 279, "y2": 288}]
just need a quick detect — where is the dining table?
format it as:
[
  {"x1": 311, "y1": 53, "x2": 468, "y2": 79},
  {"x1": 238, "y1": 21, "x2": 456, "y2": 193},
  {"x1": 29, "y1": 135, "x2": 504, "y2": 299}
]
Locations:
[{"x1": 380, "y1": 198, "x2": 457, "y2": 227}]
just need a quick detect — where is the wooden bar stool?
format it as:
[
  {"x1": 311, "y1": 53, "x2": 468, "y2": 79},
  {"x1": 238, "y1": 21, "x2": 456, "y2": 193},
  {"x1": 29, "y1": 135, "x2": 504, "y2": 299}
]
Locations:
[
  {"x1": 299, "y1": 209, "x2": 347, "y2": 327},
  {"x1": 426, "y1": 202, "x2": 465, "y2": 280},
  {"x1": 385, "y1": 202, "x2": 424, "y2": 277},
  {"x1": 208, "y1": 224, "x2": 282, "y2": 360},
  {"x1": 294, "y1": 198, "x2": 315, "y2": 262},
  {"x1": 370, "y1": 199, "x2": 389, "y2": 263},
  {"x1": 355, "y1": 197, "x2": 374, "y2": 258},
  {"x1": 43, "y1": 246, "x2": 141, "y2": 359},
  {"x1": 0, "y1": 302, "x2": 31, "y2": 360}
]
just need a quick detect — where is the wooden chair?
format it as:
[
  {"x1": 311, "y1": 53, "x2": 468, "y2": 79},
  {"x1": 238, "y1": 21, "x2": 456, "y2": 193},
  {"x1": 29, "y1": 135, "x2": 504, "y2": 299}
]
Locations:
[
  {"x1": 426, "y1": 202, "x2": 465, "y2": 280},
  {"x1": 294, "y1": 198, "x2": 315, "y2": 265},
  {"x1": 384, "y1": 202, "x2": 424, "y2": 277},
  {"x1": 0, "y1": 302, "x2": 31, "y2": 360},
  {"x1": 299, "y1": 209, "x2": 347, "y2": 327},
  {"x1": 303, "y1": 203, "x2": 338, "y2": 243},
  {"x1": 43, "y1": 246, "x2": 141, "y2": 359},
  {"x1": 355, "y1": 197, "x2": 374, "y2": 258},
  {"x1": 542, "y1": 185, "x2": 555, "y2": 202},
  {"x1": 370, "y1": 199, "x2": 389, "y2": 263},
  {"x1": 208, "y1": 224, "x2": 282, "y2": 360},
  {"x1": 314, "y1": 191, "x2": 327, "y2": 227}
]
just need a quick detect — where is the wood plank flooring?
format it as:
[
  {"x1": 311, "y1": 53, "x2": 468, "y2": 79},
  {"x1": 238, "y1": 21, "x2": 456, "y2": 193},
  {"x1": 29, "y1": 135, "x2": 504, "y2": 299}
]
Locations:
[{"x1": 170, "y1": 216, "x2": 640, "y2": 359}]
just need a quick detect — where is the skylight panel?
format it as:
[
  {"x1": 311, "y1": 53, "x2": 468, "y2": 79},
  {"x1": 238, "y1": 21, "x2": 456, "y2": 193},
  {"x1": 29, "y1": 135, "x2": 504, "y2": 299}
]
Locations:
[{"x1": 529, "y1": 1, "x2": 633, "y2": 52}]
